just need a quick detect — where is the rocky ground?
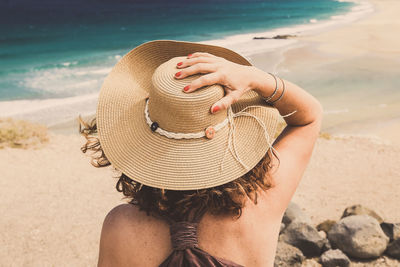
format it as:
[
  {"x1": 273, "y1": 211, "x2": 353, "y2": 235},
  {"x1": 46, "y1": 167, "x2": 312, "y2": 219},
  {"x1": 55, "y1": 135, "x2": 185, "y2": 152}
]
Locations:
[{"x1": 274, "y1": 203, "x2": 400, "y2": 267}]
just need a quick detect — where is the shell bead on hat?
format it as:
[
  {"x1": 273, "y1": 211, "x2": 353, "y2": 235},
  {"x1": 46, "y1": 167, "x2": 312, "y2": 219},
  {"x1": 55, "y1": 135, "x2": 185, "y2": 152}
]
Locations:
[{"x1": 205, "y1": 126, "x2": 215, "y2": 139}]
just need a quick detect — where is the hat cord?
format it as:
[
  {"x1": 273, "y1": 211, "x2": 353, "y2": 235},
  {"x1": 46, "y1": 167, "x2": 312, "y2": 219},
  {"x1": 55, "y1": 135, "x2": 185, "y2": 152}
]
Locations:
[
  {"x1": 219, "y1": 105, "x2": 279, "y2": 172},
  {"x1": 220, "y1": 107, "x2": 298, "y2": 171},
  {"x1": 145, "y1": 98, "x2": 296, "y2": 173}
]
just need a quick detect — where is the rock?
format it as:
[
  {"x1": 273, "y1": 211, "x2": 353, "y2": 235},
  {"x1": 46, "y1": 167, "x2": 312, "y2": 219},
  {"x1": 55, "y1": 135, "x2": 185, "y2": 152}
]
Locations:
[
  {"x1": 320, "y1": 249, "x2": 350, "y2": 267},
  {"x1": 317, "y1": 231, "x2": 332, "y2": 252},
  {"x1": 274, "y1": 241, "x2": 305, "y2": 267},
  {"x1": 341, "y1": 204, "x2": 384, "y2": 223},
  {"x1": 253, "y1": 34, "x2": 296, "y2": 40},
  {"x1": 301, "y1": 259, "x2": 321, "y2": 267},
  {"x1": 280, "y1": 223, "x2": 286, "y2": 233},
  {"x1": 318, "y1": 231, "x2": 327, "y2": 239},
  {"x1": 328, "y1": 215, "x2": 389, "y2": 259},
  {"x1": 274, "y1": 34, "x2": 296, "y2": 39},
  {"x1": 317, "y1": 220, "x2": 337, "y2": 233},
  {"x1": 386, "y1": 239, "x2": 400, "y2": 259},
  {"x1": 381, "y1": 222, "x2": 400, "y2": 241},
  {"x1": 283, "y1": 202, "x2": 312, "y2": 226},
  {"x1": 280, "y1": 221, "x2": 326, "y2": 257},
  {"x1": 322, "y1": 238, "x2": 332, "y2": 252},
  {"x1": 351, "y1": 255, "x2": 400, "y2": 266}
]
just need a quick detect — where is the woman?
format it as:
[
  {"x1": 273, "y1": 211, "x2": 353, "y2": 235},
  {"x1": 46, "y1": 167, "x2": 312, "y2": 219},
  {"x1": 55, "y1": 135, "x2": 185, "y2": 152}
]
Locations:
[{"x1": 80, "y1": 40, "x2": 323, "y2": 267}]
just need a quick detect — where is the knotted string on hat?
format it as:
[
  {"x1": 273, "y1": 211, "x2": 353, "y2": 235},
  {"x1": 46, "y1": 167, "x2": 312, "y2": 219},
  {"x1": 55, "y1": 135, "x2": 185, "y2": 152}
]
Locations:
[
  {"x1": 219, "y1": 105, "x2": 297, "y2": 172},
  {"x1": 144, "y1": 98, "x2": 296, "y2": 172}
]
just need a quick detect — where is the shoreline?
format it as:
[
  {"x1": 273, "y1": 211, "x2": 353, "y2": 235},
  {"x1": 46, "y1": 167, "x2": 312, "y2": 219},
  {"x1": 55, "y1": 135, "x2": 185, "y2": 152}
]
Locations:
[
  {"x1": 199, "y1": 0, "x2": 374, "y2": 57},
  {"x1": 49, "y1": 0, "x2": 376, "y2": 136},
  {"x1": 51, "y1": 0, "x2": 398, "y2": 147},
  {"x1": 5, "y1": 0, "x2": 400, "y2": 148},
  {"x1": 0, "y1": 0, "x2": 373, "y2": 129},
  {"x1": 250, "y1": 0, "x2": 400, "y2": 147}
]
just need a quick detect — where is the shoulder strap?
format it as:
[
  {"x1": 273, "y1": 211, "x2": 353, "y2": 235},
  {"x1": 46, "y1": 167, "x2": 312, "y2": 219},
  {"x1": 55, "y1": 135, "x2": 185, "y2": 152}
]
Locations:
[
  {"x1": 158, "y1": 208, "x2": 244, "y2": 267},
  {"x1": 169, "y1": 221, "x2": 199, "y2": 250}
]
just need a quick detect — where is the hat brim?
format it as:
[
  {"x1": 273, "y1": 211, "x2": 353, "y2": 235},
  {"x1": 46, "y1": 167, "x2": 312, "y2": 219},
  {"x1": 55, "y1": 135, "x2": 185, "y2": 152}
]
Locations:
[{"x1": 97, "y1": 40, "x2": 280, "y2": 190}]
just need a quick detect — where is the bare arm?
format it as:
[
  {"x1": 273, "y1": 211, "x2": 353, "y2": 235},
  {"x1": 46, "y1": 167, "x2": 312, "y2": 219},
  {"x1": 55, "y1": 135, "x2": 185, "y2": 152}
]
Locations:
[
  {"x1": 175, "y1": 52, "x2": 323, "y2": 213},
  {"x1": 250, "y1": 68, "x2": 323, "y2": 212}
]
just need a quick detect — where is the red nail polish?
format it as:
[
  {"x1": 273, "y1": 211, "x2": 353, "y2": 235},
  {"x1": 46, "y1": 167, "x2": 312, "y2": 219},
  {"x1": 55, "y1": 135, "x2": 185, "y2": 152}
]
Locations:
[
  {"x1": 177, "y1": 62, "x2": 183, "y2": 66},
  {"x1": 183, "y1": 85, "x2": 190, "y2": 92},
  {"x1": 187, "y1": 53, "x2": 192, "y2": 57},
  {"x1": 212, "y1": 106, "x2": 220, "y2": 113},
  {"x1": 175, "y1": 71, "x2": 181, "y2": 77}
]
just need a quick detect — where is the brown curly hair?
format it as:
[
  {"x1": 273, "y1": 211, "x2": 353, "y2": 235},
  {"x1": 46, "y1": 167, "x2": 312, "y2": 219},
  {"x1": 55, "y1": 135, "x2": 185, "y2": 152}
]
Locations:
[{"x1": 79, "y1": 116, "x2": 279, "y2": 222}]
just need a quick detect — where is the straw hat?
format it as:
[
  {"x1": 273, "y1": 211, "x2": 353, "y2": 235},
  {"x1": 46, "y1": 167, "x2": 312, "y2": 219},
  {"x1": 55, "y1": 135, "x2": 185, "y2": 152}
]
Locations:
[{"x1": 97, "y1": 40, "x2": 280, "y2": 190}]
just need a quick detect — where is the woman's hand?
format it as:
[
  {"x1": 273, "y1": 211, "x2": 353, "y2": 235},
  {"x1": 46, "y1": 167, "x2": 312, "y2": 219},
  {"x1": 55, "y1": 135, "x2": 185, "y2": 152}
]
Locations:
[{"x1": 174, "y1": 52, "x2": 256, "y2": 114}]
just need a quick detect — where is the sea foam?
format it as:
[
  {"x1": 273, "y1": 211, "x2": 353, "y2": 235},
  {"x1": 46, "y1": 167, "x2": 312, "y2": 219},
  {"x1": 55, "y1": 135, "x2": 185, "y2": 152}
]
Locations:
[
  {"x1": 199, "y1": 0, "x2": 373, "y2": 57},
  {"x1": 0, "y1": 0, "x2": 374, "y2": 127}
]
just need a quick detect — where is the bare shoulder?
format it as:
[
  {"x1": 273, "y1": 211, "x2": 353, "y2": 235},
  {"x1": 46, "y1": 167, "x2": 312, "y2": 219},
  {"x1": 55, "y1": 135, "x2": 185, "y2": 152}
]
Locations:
[
  {"x1": 98, "y1": 204, "x2": 171, "y2": 266},
  {"x1": 103, "y1": 203, "x2": 150, "y2": 228},
  {"x1": 104, "y1": 203, "x2": 138, "y2": 223},
  {"x1": 98, "y1": 204, "x2": 142, "y2": 266}
]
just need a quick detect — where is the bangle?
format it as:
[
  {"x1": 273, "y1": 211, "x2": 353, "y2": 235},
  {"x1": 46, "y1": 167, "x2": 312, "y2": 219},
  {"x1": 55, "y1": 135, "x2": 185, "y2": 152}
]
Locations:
[
  {"x1": 268, "y1": 77, "x2": 285, "y2": 106},
  {"x1": 262, "y1": 72, "x2": 278, "y2": 102}
]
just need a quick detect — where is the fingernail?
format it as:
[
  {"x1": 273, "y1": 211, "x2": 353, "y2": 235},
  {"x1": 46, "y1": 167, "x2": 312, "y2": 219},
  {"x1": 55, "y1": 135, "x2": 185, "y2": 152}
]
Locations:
[
  {"x1": 187, "y1": 53, "x2": 192, "y2": 57},
  {"x1": 212, "y1": 106, "x2": 220, "y2": 113},
  {"x1": 183, "y1": 85, "x2": 190, "y2": 92},
  {"x1": 175, "y1": 71, "x2": 181, "y2": 77},
  {"x1": 177, "y1": 62, "x2": 183, "y2": 66}
]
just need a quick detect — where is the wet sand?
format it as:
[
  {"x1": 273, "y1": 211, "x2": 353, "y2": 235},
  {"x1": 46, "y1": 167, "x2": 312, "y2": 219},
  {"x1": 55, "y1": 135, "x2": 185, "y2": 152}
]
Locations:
[{"x1": 248, "y1": 0, "x2": 400, "y2": 147}]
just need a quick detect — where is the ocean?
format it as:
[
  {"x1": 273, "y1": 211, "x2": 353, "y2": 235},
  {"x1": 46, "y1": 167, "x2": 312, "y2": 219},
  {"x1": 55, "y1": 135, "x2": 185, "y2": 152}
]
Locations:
[{"x1": 0, "y1": 0, "x2": 372, "y2": 126}]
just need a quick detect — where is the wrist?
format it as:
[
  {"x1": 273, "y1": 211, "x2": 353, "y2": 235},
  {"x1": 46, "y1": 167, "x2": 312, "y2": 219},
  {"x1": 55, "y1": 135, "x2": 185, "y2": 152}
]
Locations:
[{"x1": 247, "y1": 66, "x2": 276, "y2": 97}]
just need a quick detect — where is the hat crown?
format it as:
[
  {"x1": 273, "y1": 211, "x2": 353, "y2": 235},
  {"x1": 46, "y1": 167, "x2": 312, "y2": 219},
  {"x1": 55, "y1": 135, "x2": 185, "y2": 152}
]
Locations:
[
  {"x1": 97, "y1": 40, "x2": 280, "y2": 190},
  {"x1": 148, "y1": 56, "x2": 227, "y2": 133}
]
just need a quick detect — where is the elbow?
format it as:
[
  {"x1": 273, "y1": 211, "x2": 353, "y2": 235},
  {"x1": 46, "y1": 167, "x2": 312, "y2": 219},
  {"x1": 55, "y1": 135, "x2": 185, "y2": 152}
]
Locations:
[
  {"x1": 304, "y1": 99, "x2": 323, "y2": 138},
  {"x1": 303, "y1": 99, "x2": 324, "y2": 128},
  {"x1": 313, "y1": 101, "x2": 324, "y2": 135},
  {"x1": 315, "y1": 100, "x2": 324, "y2": 123}
]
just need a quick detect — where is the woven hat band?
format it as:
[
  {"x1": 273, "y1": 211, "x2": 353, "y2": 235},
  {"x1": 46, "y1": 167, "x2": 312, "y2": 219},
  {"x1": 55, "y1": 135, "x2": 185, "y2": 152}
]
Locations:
[
  {"x1": 145, "y1": 98, "x2": 230, "y2": 140},
  {"x1": 148, "y1": 56, "x2": 227, "y2": 133}
]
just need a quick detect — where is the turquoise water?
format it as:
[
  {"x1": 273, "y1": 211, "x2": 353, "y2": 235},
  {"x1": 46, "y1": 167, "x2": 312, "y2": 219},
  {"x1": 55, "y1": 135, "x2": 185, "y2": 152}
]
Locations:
[
  {"x1": 0, "y1": 0, "x2": 357, "y2": 125},
  {"x1": 0, "y1": 0, "x2": 354, "y2": 101}
]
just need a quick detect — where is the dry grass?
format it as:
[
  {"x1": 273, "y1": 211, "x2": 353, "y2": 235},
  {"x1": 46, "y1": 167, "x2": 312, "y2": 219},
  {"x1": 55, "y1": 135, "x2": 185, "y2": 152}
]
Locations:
[
  {"x1": 319, "y1": 132, "x2": 333, "y2": 140},
  {"x1": 0, "y1": 118, "x2": 49, "y2": 149}
]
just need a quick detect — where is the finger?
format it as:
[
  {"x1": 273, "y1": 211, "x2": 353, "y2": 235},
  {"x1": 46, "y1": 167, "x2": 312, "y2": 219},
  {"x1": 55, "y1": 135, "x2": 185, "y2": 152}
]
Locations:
[
  {"x1": 211, "y1": 89, "x2": 242, "y2": 113},
  {"x1": 183, "y1": 72, "x2": 220, "y2": 93},
  {"x1": 176, "y1": 56, "x2": 216, "y2": 69},
  {"x1": 187, "y1": 52, "x2": 218, "y2": 59},
  {"x1": 175, "y1": 63, "x2": 217, "y2": 79}
]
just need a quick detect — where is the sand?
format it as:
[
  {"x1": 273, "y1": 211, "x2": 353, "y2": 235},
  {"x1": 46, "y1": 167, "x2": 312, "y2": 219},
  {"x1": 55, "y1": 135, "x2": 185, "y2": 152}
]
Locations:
[
  {"x1": 274, "y1": 0, "x2": 400, "y2": 222},
  {"x1": 1, "y1": 133, "x2": 399, "y2": 266},
  {"x1": 248, "y1": 0, "x2": 400, "y2": 147},
  {"x1": 0, "y1": 134, "x2": 122, "y2": 266},
  {"x1": 1, "y1": 0, "x2": 400, "y2": 266}
]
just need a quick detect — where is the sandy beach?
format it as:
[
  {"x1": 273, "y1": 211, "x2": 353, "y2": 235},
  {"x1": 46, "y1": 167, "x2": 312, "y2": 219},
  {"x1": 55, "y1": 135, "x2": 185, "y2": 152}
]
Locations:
[
  {"x1": 1, "y1": 0, "x2": 400, "y2": 266},
  {"x1": 249, "y1": 0, "x2": 400, "y2": 147},
  {"x1": 1, "y1": 133, "x2": 399, "y2": 266}
]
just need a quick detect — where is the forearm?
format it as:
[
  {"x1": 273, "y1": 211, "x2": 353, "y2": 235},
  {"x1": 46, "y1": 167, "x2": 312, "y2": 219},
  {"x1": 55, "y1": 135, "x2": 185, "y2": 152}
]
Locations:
[{"x1": 248, "y1": 66, "x2": 323, "y2": 127}]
